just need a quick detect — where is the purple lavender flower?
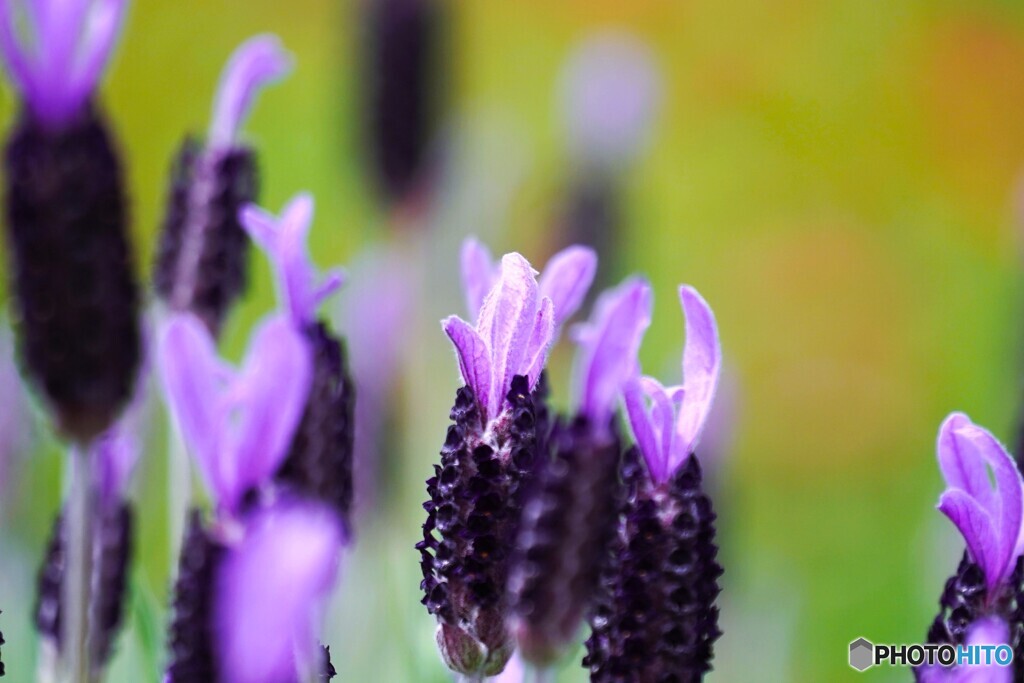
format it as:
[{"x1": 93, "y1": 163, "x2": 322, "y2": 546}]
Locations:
[
  {"x1": 918, "y1": 617, "x2": 1013, "y2": 683},
  {"x1": 507, "y1": 278, "x2": 651, "y2": 667},
  {"x1": 585, "y1": 285, "x2": 724, "y2": 682},
  {"x1": 0, "y1": 0, "x2": 140, "y2": 441},
  {"x1": 214, "y1": 499, "x2": 343, "y2": 683},
  {"x1": 419, "y1": 244, "x2": 596, "y2": 677},
  {"x1": 154, "y1": 35, "x2": 290, "y2": 335},
  {"x1": 241, "y1": 195, "x2": 355, "y2": 529},
  {"x1": 921, "y1": 414, "x2": 1024, "y2": 680}
]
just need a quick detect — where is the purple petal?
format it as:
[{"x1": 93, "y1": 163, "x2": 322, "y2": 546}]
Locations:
[
  {"x1": 442, "y1": 315, "x2": 492, "y2": 415},
  {"x1": 477, "y1": 253, "x2": 540, "y2": 418},
  {"x1": 574, "y1": 277, "x2": 652, "y2": 428},
  {"x1": 672, "y1": 286, "x2": 721, "y2": 468},
  {"x1": 622, "y1": 377, "x2": 664, "y2": 483},
  {"x1": 916, "y1": 617, "x2": 1012, "y2": 683},
  {"x1": 640, "y1": 377, "x2": 676, "y2": 477},
  {"x1": 216, "y1": 500, "x2": 343, "y2": 683},
  {"x1": 461, "y1": 237, "x2": 497, "y2": 320},
  {"x1": 66, "y1": 0, "x2": 125, "y2": 117},
  {"x1": 937, "y1": 413, "x2": 996, "y2": 509},
  {"x1": 219, "y1": 315, "x2": 313, "y2": 513},
  {"x1": 522, "y1": 297, "x2": 555, "y2": 389},
  {"x1": 939, "y1": 489, "x2": 1000, "y2": 592},
  {"x1": 538, "y1": 245, "x2": 597, "y2": 330},
  {"x1": 208, "y1": 35, "x2": 292, "y2": 148}
]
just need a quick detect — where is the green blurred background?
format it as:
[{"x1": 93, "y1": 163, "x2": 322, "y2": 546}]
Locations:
[{"x1": 2, "y1": 0, "x2": 1024, "y2": 680}]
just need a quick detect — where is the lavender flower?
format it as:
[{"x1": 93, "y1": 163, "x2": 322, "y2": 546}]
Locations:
[
  {"x1": 919, "y1": 617, "x2": 1013, "y2": 683},
  {"x1": 0, "y1": 0, "x2": 140, "y2": 441},
  {"x1": 419, "y1": 245, "x2": 596, "y2": 677},
  {"x1": 919, "y1": 414, "x2": 1024, "y2": 680},
  {"x1": 241, "y1": 195, "x2": 355, "y2": 529},
  {"x1": 585, "y1": 285, "x2": 724, "y2": 682},
  {"x1": 507, "y1": 278, "x2": 651, "y2": 667},
  {"x1": 154, "y1": 35, "x2": 290, "y2": 335}
]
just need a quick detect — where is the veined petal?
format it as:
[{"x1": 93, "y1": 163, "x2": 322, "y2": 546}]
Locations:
[
  {"x1": 673, "y1": 286, "x2": 721, "y2": 464},
  {"x1": 208, "y1": 35, "x2": 292, "y2": 148},
  {"x1": 522, "y1": 297, "x2": 555, "y2": 389},
  {"x1": 215, "y1": 500, "x2": 343, "y2": 683},
  {"x1": 938, "y1": 490, "x2": 1001, "y2": 594},
  {"x1": 461, "y1": 237, "x2": 497, "y2": 320},
  {"x1": 640, "y1": 377, "x2": 676, "y2": 475},
  {"x1": 538, "y1": 245, "x2": 597, "y2": 330},
  {"x1": 443, "y1": 315, "x2": 492, "y2": 416},
  {"x1": 937, "y1": 413, "x2": 996, "y2": 509},
  {"x1": 623, "y1": 377, "x2": 664, "y2": 483}
]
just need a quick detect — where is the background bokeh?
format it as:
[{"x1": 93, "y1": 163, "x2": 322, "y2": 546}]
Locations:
[{"x1": 2, "y1": 0, "x2": 1024, "y2": 681}]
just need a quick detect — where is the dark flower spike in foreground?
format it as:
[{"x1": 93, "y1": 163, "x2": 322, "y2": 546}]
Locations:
[
  {"x1": 241, "y1": 195, "x2": 355, "y2": 528},
  {"x1": 154, "y1": 35, "x2": 291, "y2": 335},
  {"x1": 215, "y1": 499, "x2": 343, "y2": 683},
  {"x1": 508, "y1": 278, "x2": 651, "y2": 668},
  {"x1": 420, "y1": 246, "x2": 596, "y2": 677},
  {"x1": 0, "y1": 0, "x2": 140, "y2": 441},
  {"x1": 586, "y1": 285, "x2": 724, "y2": 682},
  {"x1": 918, "y1": 414, "x2": 1024, "y2": 682},
  {"x1": 157, "y1": 312, "x2": 312, "y2": 516}
]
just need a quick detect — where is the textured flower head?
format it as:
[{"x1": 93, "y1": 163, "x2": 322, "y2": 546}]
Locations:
[
  {"x1": 622, "y1": 285, "x2": 721, "y2": 484},
  {"x1": 215, "y1": 499, "x2": 343, "y2": 683},
  {"x1": 207, "y1": 34, "x2": 291, "y2": 149},
  {"x1": 936, "y1": 413, "x2": 1024, "y2": 596},
  {"x1": 571, "y1": 276, "x2": 652, "y2": 431},
  {"x1": 240, "y1": 193, "x2": 345, "y2": 328},
  {"x1": 0, "y1": 0, "x2": 127, "y2": 128},
  {"x1": 157, "y1": 313, "x2": 312, "y2": 514},
  {"x1": 916, "y1": 616, "x2": 1013, "y2": 683}
]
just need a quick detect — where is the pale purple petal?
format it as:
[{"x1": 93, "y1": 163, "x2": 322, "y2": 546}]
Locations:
[
  {"x1": 640, "y1": 377, "x2": 675, "y2": 475},
  {"x1": 916, "y1": 617, "x2": 1012, "y2": 683},
  {"x1": 937, "y1": 413, "x2": 996, "y2": 509},
  {"x1": 216, "y1": 500, "x2": 343, "y2": 683},
  {"x1": 522, "y1": 297, "x2": 555, "y2": 389},
  {"x1": 622, "y1": 377, "x2": 663, "y2": 482},
  {"x1": 477, "y1": 253, "x2": 539, "y2": 418},
  {"x1": 671, "y1": 286, "x2": 721, "y2": 468},
  {"x1": 91, "y1": 423, "x2": 138, "y2": 507},
  {"x1": 574, "y1": 277, "x2": 652, "y2": 428},
  {"x1": 443, "y1": 315, "x2": 492, "y2": 415},
  {"x1": 220, "y1": 315, "x2": 313, "y2": 513},
  {"x1": 538, "y1": 245, "x2": 597, "y2": 330},
  {"x1": 208, "y1": 35, "x2": 292, "y2": 148},
  {"x1": 66, "y1": 0, "x2": 125, "y2": 116},
  {"x1": 938, "y1": 489, "x2": 1000, "y2": 592},
  {"x1": 461, "y1": 237, "x2": 497, "y2": 320}
]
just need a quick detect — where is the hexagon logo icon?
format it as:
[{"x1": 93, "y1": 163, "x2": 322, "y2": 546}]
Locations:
[{"x1": 849, "y1": 638, "x2": 874, "y2": 672}]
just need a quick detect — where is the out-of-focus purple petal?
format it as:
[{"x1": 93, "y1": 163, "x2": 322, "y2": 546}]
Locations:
[
  {"x1": 66, "y1": 0, "x2": 126, "y2": 116},
  {"x1": 215, "y1": 500, "x2": 343, "y2": 683},
  {"x1": 672, "y1": 286, "x2": 721, "y2": 469},
  {"x1": 938, "y1": 490, "x2": 1000, "y2": 591},
  {"x1": 208, "y1": 35, "x2": 292, "y2": 148},
  {"x1": 538, "y1": 245, "x2": 597, "y2": 330},
  {"x1": 443, "y1": 315, "x2": 492, "y2": 415},
  {"x1": 573, "y1": 277, "x2": 652, "y2": 429},
  {"x1": 477, "y1": 253, "x2": 539, "y2": 418},
  {"x1": 916, "y1": 617, "x2": 1012, "y2": 683},
  {"x1": 461, "y1": 237, "x2": 497, "y2": 320},
  {"x1": 522, "y1": 297, "x2": 555, "y2": 390},
  {"x1": 623, "y1": 376, "x2": 663, "y2": 482}
]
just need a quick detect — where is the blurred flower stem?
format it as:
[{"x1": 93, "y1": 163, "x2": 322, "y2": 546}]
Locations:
[{"x1": 63, "y1": 446, "x2": 94, "y2": 683}]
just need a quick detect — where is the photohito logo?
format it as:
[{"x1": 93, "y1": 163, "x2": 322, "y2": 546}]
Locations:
[{"x1": 848, "y1": 637, "x2": 1014, "y2": 672}]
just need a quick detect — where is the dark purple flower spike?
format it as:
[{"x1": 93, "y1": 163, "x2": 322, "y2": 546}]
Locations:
[
  {"x1": 585, "y1": 285, "x2": 724, "y2": 682},
  {"x1": 420, "y1": 247, "x2": 596, "y2": 677},
  {"x1": 241, "y1": 195, "x2": 355, "y2": 529},
  {"x1": 507, "y1": 278, "x2": 651, "y2": 668},
  {"x1": 0, "y1": 0, "x2": 140, "y2": 442},
  {"x1": 154, "y1": 35, "x2": 291, "y2": 336}
]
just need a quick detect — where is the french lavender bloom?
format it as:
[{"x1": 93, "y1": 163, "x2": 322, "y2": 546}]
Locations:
[
  {"x1": 154, "y1": 35, "x2": 290, "y2": 336},
  {"x1": 507, "y1": 278, "x2": 651, "y2": 668},
  {"x1": 917, "y1": 414, "x2": 1024, "y2": 681},
  {"x1": 418, "y1": 244, "x2": 596, "y2": 677},
  {"x1": 240, "y1": 194, "x2": 355, "y2": 531},
  {"x1": 585, "y1": 285, "x2": 724, "y2": 682},
  {"x1": 0, "y1": 0, "x2": 140, "y2": 441}
]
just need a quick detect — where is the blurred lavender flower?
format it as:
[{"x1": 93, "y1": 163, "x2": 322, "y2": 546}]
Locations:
[
  {"x1": 918, "y1": 617, "x2": 1013, "y2": 683},
  {"x1": 419, "y1": 245, "x2": 596, "y2": 677},
  {"x1": 241, "y1": 194, "x2": 355, "y2": 530},
  {"x1": 507, "y1": 278, "x2": 650, "y2": 667},
  {"x1": 585, "y1": 285, "x2": 724, "y2": 682},
  {"x1": 215, "y1": 499, "x2": 343, "y2": 683},
  {"x1": 0, "y1": 0, "x2": 140, "y2": 441},
  {"x1": 154, "y1": 35, "x2": 291, "y2": 336},
  {"x1": 920, "y1": 414, "x2": 1024, "y2": 680}
]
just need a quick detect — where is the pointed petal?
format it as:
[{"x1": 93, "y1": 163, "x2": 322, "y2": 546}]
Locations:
[
  {"x1": 477, "y1": 253, "x2": 539, "y2": 417},
  {"x1": 208, "y1": 35, "x2": 292, "y2": 148},
  {"x1": 442, "y1": 315, "x2": 492, "y2": 415},
  {"x1": 539, "y1": 245, "x2": 597, "y2": 329},
  {"x1": 673, "y1": 285, "x2": 722, "y2": 464},
  {"x1": 937, "y1": 413, "x2": 995, "y2": 507},
  {"x1": 216, "y1": 500, "x2": 343, "y2": 683},
  {"x1": 622, "y1": 377, "x2": 664, "y2": 483},
  {"x1": 522, "y1": 297, "x2": 555, "y2": 389},
  {"x1": 640, "y1": 377, "x2": 676, "y2": 474},
  {"x1": 461, "y1": 237, "x2": 497, "y2": 320},
  {"x1": 573, "y1": 277, "x2": 652, "y2": 426},
  {"x1": 938, "y1": 490, "x2": 1001, "y2": 593}
]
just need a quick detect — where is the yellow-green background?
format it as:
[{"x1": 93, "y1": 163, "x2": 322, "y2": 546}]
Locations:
[{"x1": 2, "y1": 0, "x2": 1024, "y2": 680}]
